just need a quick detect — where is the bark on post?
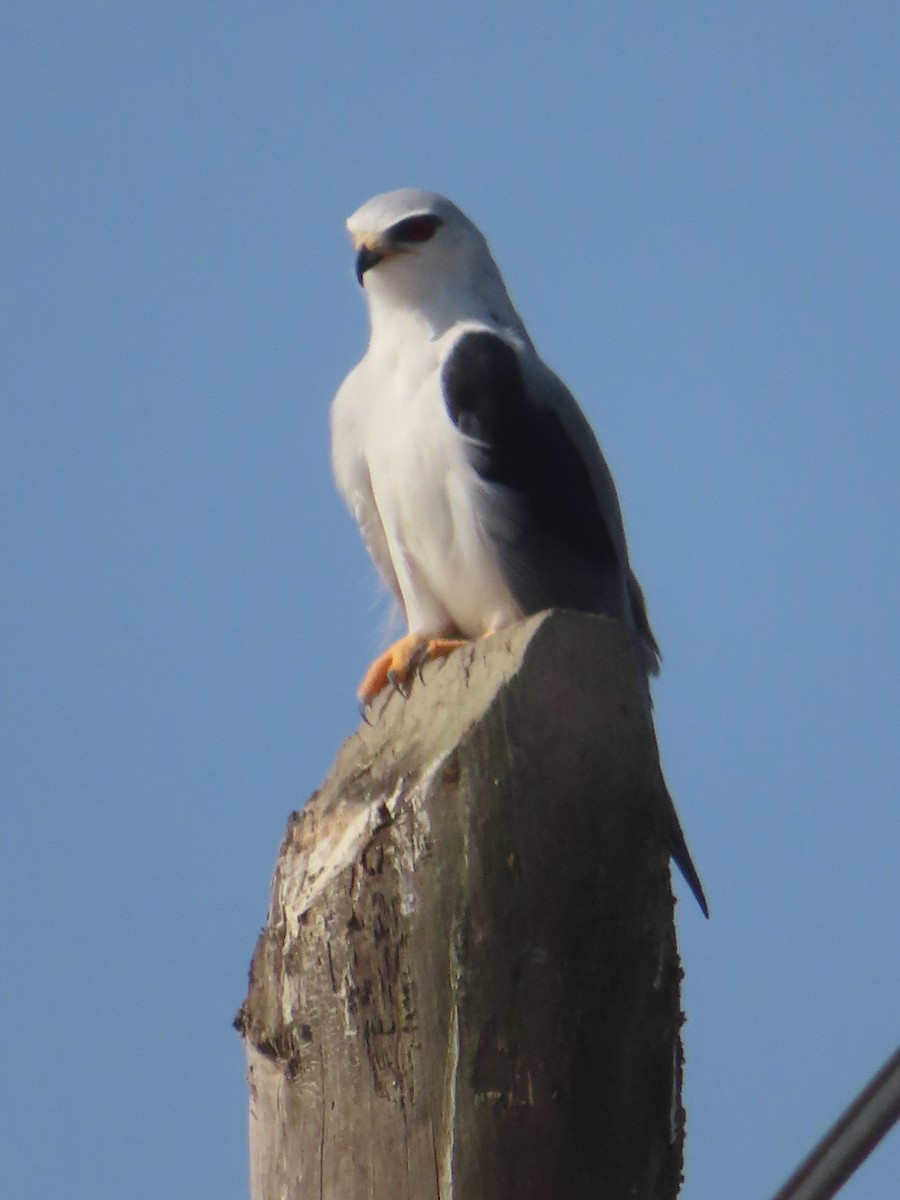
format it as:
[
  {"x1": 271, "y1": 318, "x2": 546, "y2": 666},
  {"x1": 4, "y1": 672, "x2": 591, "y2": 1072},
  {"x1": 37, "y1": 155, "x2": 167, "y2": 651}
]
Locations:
[{"x1": 236, "y1": 611, "x2": 687, "y2": 1200}]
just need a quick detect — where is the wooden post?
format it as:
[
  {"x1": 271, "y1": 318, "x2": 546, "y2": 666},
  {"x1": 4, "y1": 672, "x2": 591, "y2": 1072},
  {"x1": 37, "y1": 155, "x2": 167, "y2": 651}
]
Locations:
[{"x1": 236, "y1": 611, "x2": 687, "y2": 1200}]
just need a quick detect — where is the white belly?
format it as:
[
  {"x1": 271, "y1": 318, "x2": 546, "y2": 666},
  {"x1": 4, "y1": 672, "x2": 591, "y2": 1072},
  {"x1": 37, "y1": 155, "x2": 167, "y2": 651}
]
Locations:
[{"x1": 364, "y1": 363, "x2": 521, "y2": 638}]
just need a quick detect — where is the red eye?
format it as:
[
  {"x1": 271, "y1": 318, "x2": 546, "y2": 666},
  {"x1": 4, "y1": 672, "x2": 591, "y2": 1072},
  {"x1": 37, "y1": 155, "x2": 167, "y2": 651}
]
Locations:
[{"x1": 393, "y1": 215, "x2": 441, "y2": 243}]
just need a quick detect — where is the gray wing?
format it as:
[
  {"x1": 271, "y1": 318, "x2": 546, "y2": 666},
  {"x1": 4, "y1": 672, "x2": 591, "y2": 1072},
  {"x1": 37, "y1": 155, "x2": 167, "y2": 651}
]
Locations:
[
  {"x1": 350, "y1": 469, "x2": 402, "y2": 605},
  {"x1": 331, "y1": 374, "x2": 403, "y2": 607},
  {"x1": 442, "y1": 329, "x2": 660, "y2": 676},
  {"x1": 443, "y1": 329, "x2": 706, "y2": 915}
]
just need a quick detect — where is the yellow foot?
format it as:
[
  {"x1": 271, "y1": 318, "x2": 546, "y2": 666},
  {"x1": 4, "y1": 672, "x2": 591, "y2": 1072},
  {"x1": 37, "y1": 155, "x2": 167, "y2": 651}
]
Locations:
[{"x1": 357, "y1": 632, "x2": 468, "y2": 707}]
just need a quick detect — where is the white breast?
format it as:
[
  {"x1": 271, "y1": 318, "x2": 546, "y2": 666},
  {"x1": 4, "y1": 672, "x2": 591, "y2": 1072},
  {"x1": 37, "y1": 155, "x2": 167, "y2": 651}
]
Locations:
[{"x1": 333, "y1": 320, "x2": 522, "y2": 639}]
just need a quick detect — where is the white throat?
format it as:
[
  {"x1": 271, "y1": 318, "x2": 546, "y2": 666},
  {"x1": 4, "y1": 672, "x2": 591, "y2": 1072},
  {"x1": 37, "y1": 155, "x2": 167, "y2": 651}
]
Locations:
[{"x1": 363, "y1": 260, "x2": 526, "y2": 346}]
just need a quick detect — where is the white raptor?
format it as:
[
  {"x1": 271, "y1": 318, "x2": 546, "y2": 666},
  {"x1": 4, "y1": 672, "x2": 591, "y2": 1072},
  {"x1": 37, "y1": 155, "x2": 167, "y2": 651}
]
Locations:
[{"x1": 331, "y1": 188, "x2": 708, "y2": 916}]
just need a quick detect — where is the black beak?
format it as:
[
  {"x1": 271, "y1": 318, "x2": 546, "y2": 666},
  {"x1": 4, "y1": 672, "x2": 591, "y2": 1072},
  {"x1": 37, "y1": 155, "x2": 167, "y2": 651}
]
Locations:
[{"x1": 355, "y1": 244, "x2": 384, "y2": 286}]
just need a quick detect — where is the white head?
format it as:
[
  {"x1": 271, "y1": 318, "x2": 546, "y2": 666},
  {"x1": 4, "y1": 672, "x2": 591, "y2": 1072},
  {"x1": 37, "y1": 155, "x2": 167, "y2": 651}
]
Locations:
[{"x1": 346, "y1": 188, "x2": 522, "y2": 336}]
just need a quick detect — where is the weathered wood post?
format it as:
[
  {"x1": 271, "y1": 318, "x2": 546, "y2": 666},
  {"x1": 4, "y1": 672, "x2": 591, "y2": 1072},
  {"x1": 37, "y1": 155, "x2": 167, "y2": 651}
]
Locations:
[{"x1": 236, "y1": 611, "x2": 688, "y2": 1199}]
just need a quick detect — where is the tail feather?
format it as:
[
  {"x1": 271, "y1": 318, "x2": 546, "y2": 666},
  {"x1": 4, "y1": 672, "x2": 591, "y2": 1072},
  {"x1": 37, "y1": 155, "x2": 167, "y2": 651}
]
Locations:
[{"x1": 662, "y1": 789, "x2": 709, "y2": 918}]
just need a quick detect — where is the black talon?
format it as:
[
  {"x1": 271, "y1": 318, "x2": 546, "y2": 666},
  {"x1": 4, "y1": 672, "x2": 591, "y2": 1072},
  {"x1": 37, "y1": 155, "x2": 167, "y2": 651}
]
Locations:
[
  {"x1": 407, "y1": 642, "x2": 430, "y2": 685},
  {"x1": 386, "y1": 668, "x2": 411, "y2": 698},
  {"x1": 358, "y1": 698, "x2": 373, "y2": 726}
]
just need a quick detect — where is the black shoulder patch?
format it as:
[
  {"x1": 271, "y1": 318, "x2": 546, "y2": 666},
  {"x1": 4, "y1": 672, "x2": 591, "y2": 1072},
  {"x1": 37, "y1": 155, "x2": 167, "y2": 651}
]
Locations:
[
  {"x1": 442, "y1": 331, "x2": 617, "y2": 576},
  {"x1": 442, "y1": 332, "x2": 520, "y2": 451}
]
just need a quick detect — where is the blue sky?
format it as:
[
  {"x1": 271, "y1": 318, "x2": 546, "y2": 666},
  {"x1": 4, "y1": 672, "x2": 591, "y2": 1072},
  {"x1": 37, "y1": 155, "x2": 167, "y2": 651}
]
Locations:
[{"x1": 3, "y1": 4, "x2": 898, "y2": 1198}]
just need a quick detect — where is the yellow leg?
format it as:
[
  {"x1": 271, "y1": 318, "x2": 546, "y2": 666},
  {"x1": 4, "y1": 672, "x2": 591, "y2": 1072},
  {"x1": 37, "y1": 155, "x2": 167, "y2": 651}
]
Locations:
[{"x1": 357, "y1": 630, "x2": 469, "y2": 706}]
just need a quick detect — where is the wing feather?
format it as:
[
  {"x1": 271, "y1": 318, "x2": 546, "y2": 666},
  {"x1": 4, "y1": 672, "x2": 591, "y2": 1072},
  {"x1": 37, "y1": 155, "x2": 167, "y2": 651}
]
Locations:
[
  {"x1": 331, "y1": 368, "x2": 402, "y2": 605},
  {"x1": 442, "y1": 329, "x2": 659, "y2": 672}
]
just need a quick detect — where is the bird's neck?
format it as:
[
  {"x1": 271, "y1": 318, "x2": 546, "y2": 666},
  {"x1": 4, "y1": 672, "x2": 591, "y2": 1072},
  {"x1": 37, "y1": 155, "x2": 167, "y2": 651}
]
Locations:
[{"x1": 364, "y1": 273, "x2": 525, "y2": 345}]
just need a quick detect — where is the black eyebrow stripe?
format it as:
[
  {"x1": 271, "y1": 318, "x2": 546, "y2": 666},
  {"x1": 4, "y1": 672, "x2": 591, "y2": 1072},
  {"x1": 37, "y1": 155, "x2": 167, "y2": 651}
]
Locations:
[{"x1": 386, "y1": 214, "x2": 443, "y2": 241}]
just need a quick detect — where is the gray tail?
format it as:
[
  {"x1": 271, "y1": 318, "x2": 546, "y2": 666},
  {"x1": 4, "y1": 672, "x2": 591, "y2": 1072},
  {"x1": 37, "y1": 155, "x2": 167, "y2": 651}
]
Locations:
[{"x1": 663, "y1": 792, "x2": 709, "y2": 918}]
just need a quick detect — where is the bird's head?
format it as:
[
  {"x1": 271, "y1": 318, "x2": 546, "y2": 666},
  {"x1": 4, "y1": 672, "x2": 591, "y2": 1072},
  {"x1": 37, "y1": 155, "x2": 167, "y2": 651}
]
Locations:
[{"x1": 346, "y1": 189, "x2": 517, "y2": 332}]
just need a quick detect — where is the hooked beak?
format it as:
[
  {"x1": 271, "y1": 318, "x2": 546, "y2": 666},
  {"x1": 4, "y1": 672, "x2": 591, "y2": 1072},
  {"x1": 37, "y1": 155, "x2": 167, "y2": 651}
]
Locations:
[{"x1": 355, "y1": 243, "x2": 385, "y2": 286}]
